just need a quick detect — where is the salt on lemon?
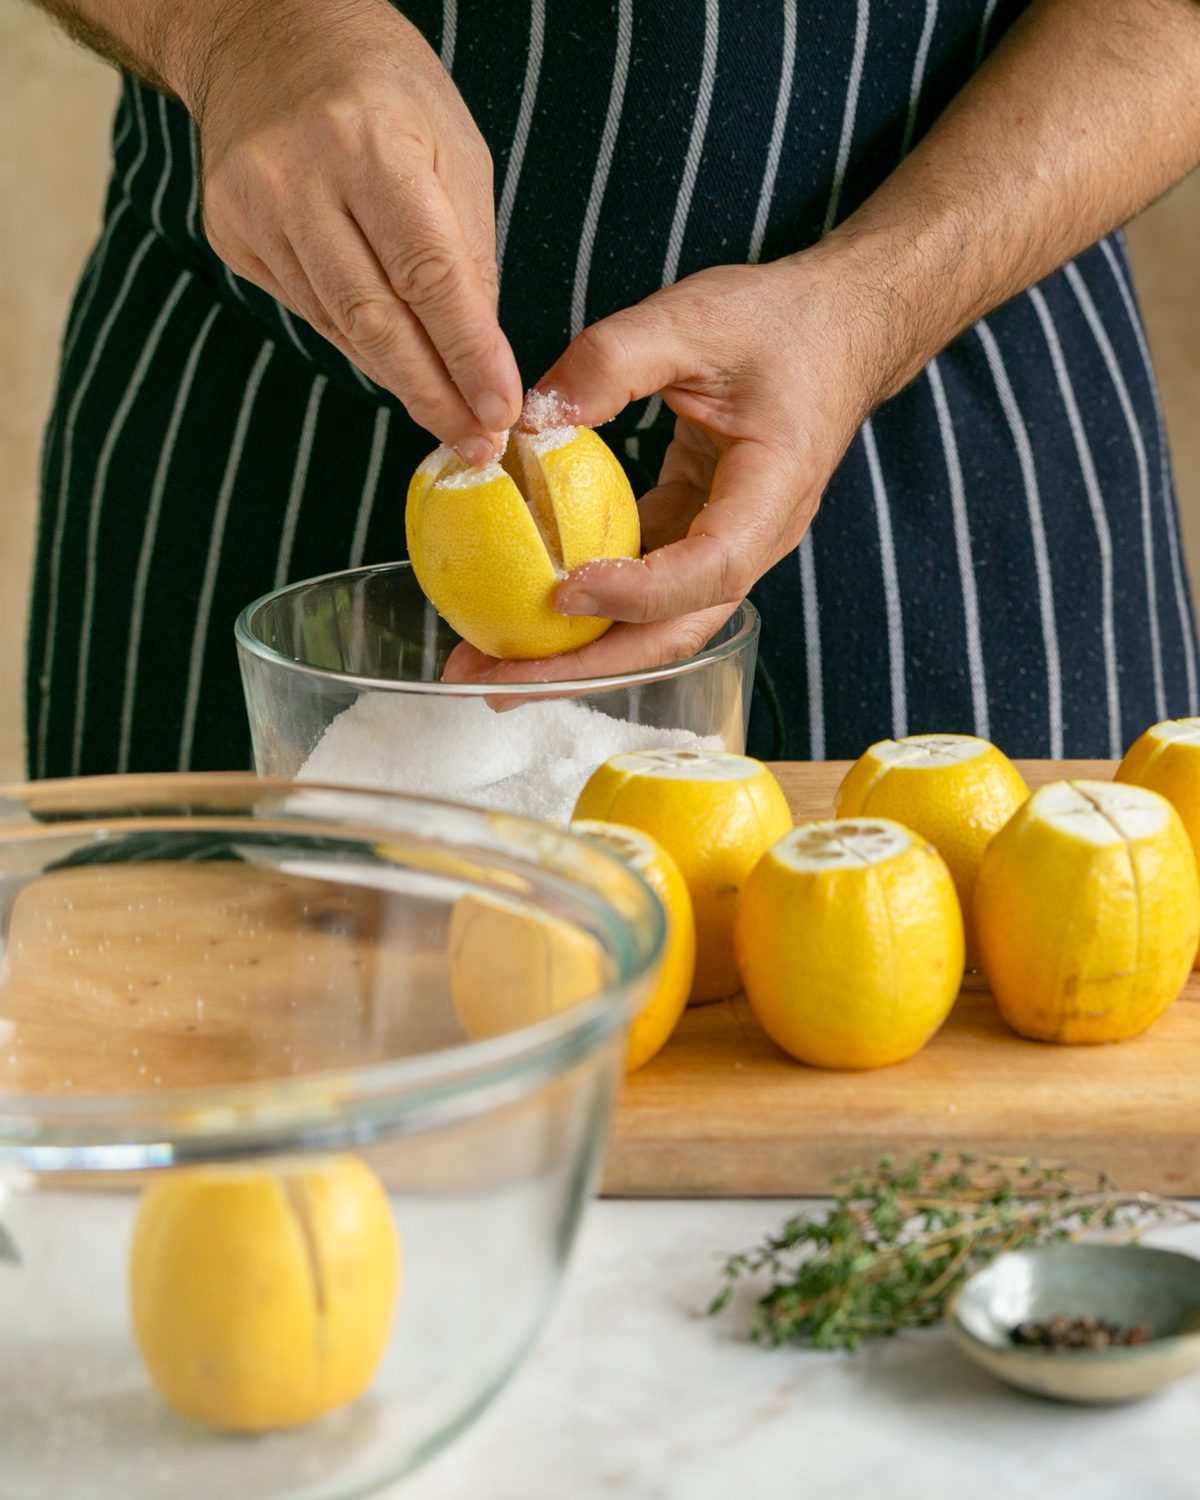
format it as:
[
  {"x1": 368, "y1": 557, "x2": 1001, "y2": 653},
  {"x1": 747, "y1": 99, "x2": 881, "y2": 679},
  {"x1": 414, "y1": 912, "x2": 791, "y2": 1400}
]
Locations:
[
  {"x1": 735, "y1": 819, "x2": 964, "y2": 1070},
  {"x1": 129, "y1": 1156, "x2": 399, "y2": 1432},
  {"x1": 835, "y1": 733, "x2": 1028, "y2": 967},
  {"x1": 974, "y1": 780, "x2": 1200, "y2": 1044},
  {"x1": 573, "y1": 749, "x2": 792, "y2": 1004},
  {"x1": 571, "y1": 819, "x2": 696, "y2": 1071},
  {"x1": 406, "y1": 425, "x2": 640, "y2": 659}
]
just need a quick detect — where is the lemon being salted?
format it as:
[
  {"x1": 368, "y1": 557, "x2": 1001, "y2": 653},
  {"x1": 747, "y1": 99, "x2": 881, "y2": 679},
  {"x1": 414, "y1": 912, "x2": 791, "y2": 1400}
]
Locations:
[
  {"x1": 129, "y1": 1156, "x2": 399, "y2": 1432},
  {"x1": 835, "y1": 733, "x2": 1028, "y2": 967},
  {"x1": 735, "y1": 819, "x2": 964, "y2": 1069},
  {"x1": 406, "y1": 425, "x2": 640, "y2": 659},
  {"x1": 974, "y1": 780, "x2": 1200, "y2": 1044},
  {"x1": 1117, "y1": 718, "x2": 1200, "y2": 964},
  {"x1": 573, "y1": 749, "x2": 792, "y2": 1004},
  {"x1": 571, "y1": 819, "x2": 696, "y2": 1071}
]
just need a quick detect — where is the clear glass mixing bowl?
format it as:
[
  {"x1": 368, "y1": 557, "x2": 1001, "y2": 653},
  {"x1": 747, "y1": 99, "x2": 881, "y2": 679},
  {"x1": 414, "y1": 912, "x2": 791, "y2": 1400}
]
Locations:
[
  {"x1": 235, "y1": 562, "x2": 760, "y2": 823},
  {"x1": 0, "y1": 775, "x2": 663, "y2": 1500}
]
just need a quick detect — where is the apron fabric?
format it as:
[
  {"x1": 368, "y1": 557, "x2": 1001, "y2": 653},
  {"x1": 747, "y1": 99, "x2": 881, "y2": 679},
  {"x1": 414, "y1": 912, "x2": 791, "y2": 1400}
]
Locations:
[{"x1": 28, "y1": 0, "x2": 1199, "y2": 776}]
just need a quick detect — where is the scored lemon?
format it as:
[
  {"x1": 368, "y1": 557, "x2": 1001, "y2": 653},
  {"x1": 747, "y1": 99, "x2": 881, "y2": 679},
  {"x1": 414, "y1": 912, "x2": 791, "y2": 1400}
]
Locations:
[
  {"x1": 573, "y1": 749, "x2": 793, "y2": 1004},
  {"x1": 835, "y1": 733, "x2": 1028, "y2": 967},
  {"x1": 571, "y1": 819, "x2": 696, "y2": 1071},
  {"x1": 974, "y1": 780, "x2": 1200, "y2": 1044},
  {"x1": 448, "y1": 890, "x2": 608, "y2": 1040},
  {"x1": 1116, "y1": 718, "x2": 1200, "y2": 964},
  {"x1": 129, "y1": 1156, "x2": 400, "y2": 1432},
  {"x1": 406, "y1": 425, "x2": 640, "y2": 659},
  {"x1": 735, "y1": 819, "x2": 964, "y2": 1070}
]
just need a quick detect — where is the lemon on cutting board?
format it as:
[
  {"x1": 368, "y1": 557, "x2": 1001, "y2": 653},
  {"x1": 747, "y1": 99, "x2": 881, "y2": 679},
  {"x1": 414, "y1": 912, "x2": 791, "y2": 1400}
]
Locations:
[
  {"x1": 129, "y1": 1156, "x2": 400, "y2": 1432},
  {"x1": 406, "y1": 425, "x2": 640, "y2": 659},
  {"x1": 835, "y1": 733, "x2": 1028, "y2": 967},
  {"x1": 573, "y1": 748, "x2": 793, "y2": 1005},
  {"x1": 735, "y1": 819, "x2": 964, "y2": 1070},
  {"x1": 974, "y1": 780, "x2": 1200, "y2": 1044},
  {"x1": 1116, "y1": 717, "x2": 1200, "y2": 963},
  {"x1": 571, "y1": 819, "x2": 696, "y2": 1071}
]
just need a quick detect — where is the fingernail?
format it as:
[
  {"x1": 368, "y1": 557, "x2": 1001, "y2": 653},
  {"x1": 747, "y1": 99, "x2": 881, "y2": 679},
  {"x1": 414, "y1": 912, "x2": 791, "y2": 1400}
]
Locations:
[
  {"x1": 455, "y1": 436, "x2": 494, "y2": 468},
  {"x1": 559, "y1": 592, "x2": 600, "y2": 617},
  {"x1": 475, "y1": 391, "x2": 515, "y2": 432}
]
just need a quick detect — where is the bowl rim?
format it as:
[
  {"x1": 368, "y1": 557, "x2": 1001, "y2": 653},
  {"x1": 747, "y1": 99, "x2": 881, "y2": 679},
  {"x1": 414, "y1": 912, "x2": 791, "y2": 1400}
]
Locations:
[
  {"x1": 234, "y1": 559, "x2": 761, "y2": 696},
  {"x1": 0, "y1": 773, "x2": 665, "y2": 1168}
]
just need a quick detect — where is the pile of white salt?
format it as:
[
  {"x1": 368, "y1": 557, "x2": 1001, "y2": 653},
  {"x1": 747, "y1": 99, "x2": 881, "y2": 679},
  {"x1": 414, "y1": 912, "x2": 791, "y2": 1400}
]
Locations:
[{"x1": 297, "y1": 692, "x2": 723, "y2": 825}]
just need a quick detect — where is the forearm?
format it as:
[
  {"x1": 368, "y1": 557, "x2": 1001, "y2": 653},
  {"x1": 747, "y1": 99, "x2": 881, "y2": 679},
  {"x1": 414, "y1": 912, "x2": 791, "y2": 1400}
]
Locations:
[{"x1": 816, "y1": 0, "x2": 1200, "y2": 404}]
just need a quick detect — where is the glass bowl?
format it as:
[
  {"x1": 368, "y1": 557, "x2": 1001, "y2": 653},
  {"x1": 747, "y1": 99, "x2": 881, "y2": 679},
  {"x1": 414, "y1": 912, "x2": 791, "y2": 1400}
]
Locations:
[
  {"x1": 0, "y1": 774, "x2": 663, "y2": 1500},
  {"x1": 235, "y1": 562, "x2": 760, "y2": 824}
]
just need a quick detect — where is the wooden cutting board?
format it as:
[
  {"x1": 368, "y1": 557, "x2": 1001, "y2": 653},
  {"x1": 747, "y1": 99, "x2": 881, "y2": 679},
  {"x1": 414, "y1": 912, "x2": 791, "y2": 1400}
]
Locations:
[{"x1": 603, "y1": 759, "x2": 1200, "y2": 1199}]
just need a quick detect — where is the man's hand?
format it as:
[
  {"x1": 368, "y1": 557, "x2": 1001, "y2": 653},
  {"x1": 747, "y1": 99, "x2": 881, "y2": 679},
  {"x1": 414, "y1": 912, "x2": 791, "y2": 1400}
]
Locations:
[{"x1": 185, "y1": 0, "x2": 520, "y2": 460}]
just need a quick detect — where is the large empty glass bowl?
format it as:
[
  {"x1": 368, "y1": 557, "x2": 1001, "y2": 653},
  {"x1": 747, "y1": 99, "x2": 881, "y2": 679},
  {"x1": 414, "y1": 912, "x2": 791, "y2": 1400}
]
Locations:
[
  {"x1": 236, "y1": 562, "x2": 760, "y2": 823},
  {"x1": 0, "y1": 775, "x2": 663, "y2": 1500}
]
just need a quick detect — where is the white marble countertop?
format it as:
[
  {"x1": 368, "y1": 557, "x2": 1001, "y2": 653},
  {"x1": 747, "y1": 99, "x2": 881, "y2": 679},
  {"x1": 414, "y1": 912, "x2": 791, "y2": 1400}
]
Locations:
[{"x1": 401, "y1": 1199, "x2": 1200, "y2": 1500}]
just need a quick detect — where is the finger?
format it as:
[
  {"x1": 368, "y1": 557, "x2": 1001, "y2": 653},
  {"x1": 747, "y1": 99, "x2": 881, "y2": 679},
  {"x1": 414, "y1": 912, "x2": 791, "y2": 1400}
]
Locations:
[
  {"x1": 556, "y1": 443, "x2": 799, "y2": 623},
  {"x1": 441, "y1": 640, "x2": 496, "y2": 684},
  {"x1": 350, "y1": 168, "x2": 522, "y2": 433},
  {"x1": 637, "y1": 477, "x2": 708, "y2": 553}
]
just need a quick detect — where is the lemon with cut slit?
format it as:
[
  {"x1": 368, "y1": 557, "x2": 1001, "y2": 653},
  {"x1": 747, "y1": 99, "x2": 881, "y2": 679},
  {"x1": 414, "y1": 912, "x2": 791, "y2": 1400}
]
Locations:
[
  {"x1": 129, "y1": 1156, "x2": 399, "y2": 1432},
  {"x1": 406, "y1": 425, "x2": 640, "y2": 659},
  {"x1": 571, "y1": 819, "x2": 695, "y2": 1071},
  {"x1": 974, "y1": 779, "x2": 1200, "y2": 1044},
  {"x1": 573, "y1": 749, "x2": 793, "y2": 1004},
  {"x1": 1116, "y1": 718, "x2": 1200, "y2": 964},
  {"x1": 835, "y1": 733, "x2": 1028, "y2": 966},
  {"x1": 736, "y1": 818, "x2": 964, "y2": 1069}
]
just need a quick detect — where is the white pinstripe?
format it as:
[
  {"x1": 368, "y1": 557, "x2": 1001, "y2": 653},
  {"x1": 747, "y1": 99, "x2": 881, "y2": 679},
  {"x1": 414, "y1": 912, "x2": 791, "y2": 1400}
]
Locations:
[
  {"x1": 344, "y1": 358, "x2": 378, "y2": 396},
  {"x1": 823, "y1": 0, "x2": 870, "y2": 234},
  {"x1": 1100, "y1": 235, "x2": 1199, "y2": 713},
  {"x1": 178, "y1": 341, "x2": 275, "y2": 771},
  {"x1": 122, "y1": 82, "x2": 149, "y2": 200},
  {"x1": 440, "y1": 0, "x2": 457, "y2": 72},
  {"x1": 571, "y1": 0, "x2": 633, "y2": 337},
  {"x1": 496, "y1": 0, "x2": 545, "y2": 272},
  {"x1": 277, "y1": 304, "x2": 313, "y2": 362},
  {"x1": 974, "y1": 0, "x2": 1000, "y2": 67},
  {"x1": 1028, "y1": 283, "x2": 1122, "y2": 757},
  {"x1": 111, "y1": 88, "x2": 134, "y2": 158},
  {"x1": 36, "y1": 229, "x2": 157, "y2": 777},
  {"x1": 975, "y1": 319, "x2": 1064, "y2": 757},
  {"x1": 636, "y1": 0, "x2": 721, "y2": 434},
  {"x1": 70, "y1": 271, "x2": 193, "y2": 774},
  {"x1": 118, "y1": 302, "x2": 222, "y2": 772},
  {"x1": 927, "y1": 357, "x2": 989, "y2": 739},
  {"x1": 799, "y1": 533, "x2": 825, "y2": 759},
  {"x1": 349, "y1": 407, "x2": 392, "y2": 568},
  {"x1": 186, "y1": 119, "x2": 200, "y2": 242},
  {"x1": 150, "y1": 92, "x2": 173, "y2": 236},
  {"x1": 273, "y1": 375, "x2": 328, "y2": 589},
  {"x1": 748, "y1": 0, "x2": 797, "y2": 265},
  {"x1": 900, "y1": 0, "x2": 938, "y2": 158},
  {"x1": 861, "y1": 418, "x2": 908, "y2": 739},
  {"x1": 1064, "y1": 259, "x2": 1166, "y2": 722},
  {"x1": 61, "y1": 199, "x2": 134, "y2": 376}
]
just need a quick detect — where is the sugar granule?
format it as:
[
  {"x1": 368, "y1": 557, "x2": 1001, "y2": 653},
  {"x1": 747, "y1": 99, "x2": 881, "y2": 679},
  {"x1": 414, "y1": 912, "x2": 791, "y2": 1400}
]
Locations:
[{"x1": 297, "y1": 692, "x2": 724, "y2": 825}]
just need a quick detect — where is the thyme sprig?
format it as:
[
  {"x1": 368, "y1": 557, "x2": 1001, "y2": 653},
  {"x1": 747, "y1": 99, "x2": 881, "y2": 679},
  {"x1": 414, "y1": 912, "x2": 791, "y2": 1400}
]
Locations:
[{"x1": 709, "y1": 1152, "x2": 1198, "y2": 1351}]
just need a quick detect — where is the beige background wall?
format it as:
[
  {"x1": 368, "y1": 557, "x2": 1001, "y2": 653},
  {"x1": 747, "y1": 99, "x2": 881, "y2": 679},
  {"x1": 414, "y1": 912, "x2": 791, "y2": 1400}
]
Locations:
[{"x1": 2, "y1": 10, "x2": 1199, "y2": 783}]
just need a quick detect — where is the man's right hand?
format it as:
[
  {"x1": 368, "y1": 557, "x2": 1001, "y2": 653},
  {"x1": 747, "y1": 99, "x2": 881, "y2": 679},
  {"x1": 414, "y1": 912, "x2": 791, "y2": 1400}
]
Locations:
[{"x1": 181, "y1": 0, "x2": 520, "y2": 461}]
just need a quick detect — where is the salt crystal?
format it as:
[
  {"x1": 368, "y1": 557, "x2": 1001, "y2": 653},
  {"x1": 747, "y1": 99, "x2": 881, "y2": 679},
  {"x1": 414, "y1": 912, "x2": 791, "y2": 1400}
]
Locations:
[
  {"x1": 520, "y1": 387, "x2": 580, "y2": 432},
  {"x1": 297, "y1": 692, "x2": 724, "y2": 826}
]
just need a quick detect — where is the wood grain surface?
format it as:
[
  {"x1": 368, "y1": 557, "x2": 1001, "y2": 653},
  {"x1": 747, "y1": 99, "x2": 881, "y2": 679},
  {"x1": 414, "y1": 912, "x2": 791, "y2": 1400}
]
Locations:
[{"x1": 603, "y1": 759, "x2": 1200, "y2": 1198}]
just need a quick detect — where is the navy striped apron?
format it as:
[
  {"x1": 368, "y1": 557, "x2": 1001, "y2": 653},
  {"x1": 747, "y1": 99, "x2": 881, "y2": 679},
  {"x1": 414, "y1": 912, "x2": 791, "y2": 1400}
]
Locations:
[{"x1": 28, "y1": 0, "x2": 1199, "y2": 777}]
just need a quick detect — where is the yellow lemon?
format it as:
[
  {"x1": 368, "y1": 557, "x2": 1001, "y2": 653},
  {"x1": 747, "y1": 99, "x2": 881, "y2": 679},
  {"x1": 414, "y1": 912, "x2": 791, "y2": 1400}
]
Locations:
[
  {"x1": 974, "y1": 780, "x2": 1200, "y2": 1044},
  {"x1": 448, "y1": 890, "x2": 608, "y2": 1040},
  {"x1": 1116, "y1": 718, "x2": 1200, "y2": 964},
  {"x1": 571, "y1": 819, "x2": 696, "y2": 1071},
  {"x1": 406, "y1": 425, "x2": 640, "y2": 659},
  {"x1": 573, "y1": 749, "x2": 793, "y2": 1004},
  {"x1": 129, "y1": 1156, "x2": 399, "y2": 1432},
  {"x1": 835, "y1": 732, "x2": 1028, "y2": 967},
  {"x1": 736, "y1": 819, "x2": 964, "y2": 1069}
]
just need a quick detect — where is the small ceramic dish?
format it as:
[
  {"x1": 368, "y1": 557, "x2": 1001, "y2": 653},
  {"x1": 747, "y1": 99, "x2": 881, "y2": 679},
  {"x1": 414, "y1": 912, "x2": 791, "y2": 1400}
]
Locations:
[{"x1": 947, "y1": 1243, "x2": 1200, "y2": 1403}]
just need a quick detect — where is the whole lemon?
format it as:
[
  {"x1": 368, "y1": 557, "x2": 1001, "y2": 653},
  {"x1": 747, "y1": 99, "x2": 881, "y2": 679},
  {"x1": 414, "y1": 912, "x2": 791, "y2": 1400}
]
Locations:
[
  {"x1": 571, "y1": 819, "x2": 696, "y2": 1071},
  {"x1": 573, "y1": 748, "x2": 793, "y2": 1004},
  {"x1": 835, "y1": 732, "x2": 1028, "y2": 968},
  {"x1": 736, "y1": 819, "x2": 964, "y2": 1069},
  {"x1": 406, "y1": 425, "x2": 640, "y2": 659},
  {"x1": 974, "y1": 779, "x2": 1200, "y2": 1044},
  {"x1": 129, "y1": 1156, "x2": 400, "y2": 1431}
]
